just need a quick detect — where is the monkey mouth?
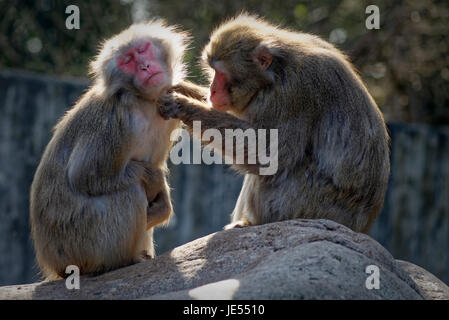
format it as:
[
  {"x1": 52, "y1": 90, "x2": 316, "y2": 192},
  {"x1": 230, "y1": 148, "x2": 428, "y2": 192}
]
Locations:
[{"x1": 143, "y1": 72, "x2": 163, "y2": 87}]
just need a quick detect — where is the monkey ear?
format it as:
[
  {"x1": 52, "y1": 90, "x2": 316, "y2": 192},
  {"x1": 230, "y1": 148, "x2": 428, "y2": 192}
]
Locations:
[{"x1": 254, "y1": 45, "x2": 273, "y2": 70}]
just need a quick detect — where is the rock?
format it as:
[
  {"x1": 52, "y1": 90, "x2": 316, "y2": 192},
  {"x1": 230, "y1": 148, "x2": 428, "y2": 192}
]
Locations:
[
  {"x1": 0, "y1": 219, "x2": 442, "y2": 300},
  {"x1": 396, "y1": 260, "x2": 449, "y2": 300}
]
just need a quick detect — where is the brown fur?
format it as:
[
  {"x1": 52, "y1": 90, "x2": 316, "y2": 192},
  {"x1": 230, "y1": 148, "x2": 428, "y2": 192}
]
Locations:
[
  {"x1": 30, "y1": 21, "x2": 189, "y2": 280},
  {"x1": 160, "y1": 14, "x2": 390, "y2": 233}
]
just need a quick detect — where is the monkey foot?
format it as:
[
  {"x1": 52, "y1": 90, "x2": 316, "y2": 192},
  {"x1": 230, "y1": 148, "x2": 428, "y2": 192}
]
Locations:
[
  {"x1": 141, "y1": 251, "x2": 153, "y2": 260},
  {"x1": 224, "y1": 219, "x2": 252, "y2": 230}
]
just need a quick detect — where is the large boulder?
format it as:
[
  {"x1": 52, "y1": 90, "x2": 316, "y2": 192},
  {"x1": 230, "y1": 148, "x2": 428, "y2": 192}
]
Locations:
[{"x1": 0, "y1": 219, "x2": 447, "y2": 300}]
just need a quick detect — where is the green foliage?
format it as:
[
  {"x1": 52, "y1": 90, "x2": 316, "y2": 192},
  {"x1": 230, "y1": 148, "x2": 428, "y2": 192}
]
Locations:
[
  {"x1": 293, "y1": 4, "x2": 307, "y2": 24},
  {"x1": 0, "y1": 0, "x2": 448, "y2": 124}
]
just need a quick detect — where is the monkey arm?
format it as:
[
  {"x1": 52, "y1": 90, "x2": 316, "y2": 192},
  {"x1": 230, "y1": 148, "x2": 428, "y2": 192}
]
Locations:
[
  {"x1": 172, "y1": 80, "x2": 209, "y2": 102},
  {"x1": 139, "y1": 164, "x2": 165, "y2": 203},
  {"x1": 66, "y1": 103, "x2": 149, "y2": 196},
  {"x1": 67, "y1": 136, "x2": 146, "y2": 196},
  {"x1": 139, "y1": 164, "x2": 173, "y2": 229},
  {"x1": 159, "y1": 94, "x2": 263, "y2": 174}
]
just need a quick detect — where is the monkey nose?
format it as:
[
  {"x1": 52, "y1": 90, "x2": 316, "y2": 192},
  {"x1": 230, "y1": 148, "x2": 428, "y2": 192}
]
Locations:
[{"x1": 139, "y1": 63, "x2": 150, "y2": 71}]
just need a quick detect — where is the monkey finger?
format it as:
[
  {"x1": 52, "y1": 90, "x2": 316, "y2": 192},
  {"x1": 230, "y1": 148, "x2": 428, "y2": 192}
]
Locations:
[
  {"x1": 158, "y1": 105, "x2": 177, "y2": 119},
  {"x1": 172, "y1": 92, "x2": 190, "y2": 102},
  {"x1": 157, "y1": 92, "x2": 174, "y2": 104}
]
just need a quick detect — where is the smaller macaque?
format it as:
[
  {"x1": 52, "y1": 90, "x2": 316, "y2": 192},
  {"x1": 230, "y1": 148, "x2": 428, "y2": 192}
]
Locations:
[{"x1": 30, "y1": 21, "x2": 189, "y2": 279}]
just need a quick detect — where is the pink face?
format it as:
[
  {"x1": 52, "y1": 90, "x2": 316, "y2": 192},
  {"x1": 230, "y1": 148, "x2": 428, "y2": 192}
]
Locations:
[
  {"x1": 210, "y1": 69, "x2": 232, "y2": 111},
  {"x1": 117, "y1": 40, "x2": 165, "y2": 88}
]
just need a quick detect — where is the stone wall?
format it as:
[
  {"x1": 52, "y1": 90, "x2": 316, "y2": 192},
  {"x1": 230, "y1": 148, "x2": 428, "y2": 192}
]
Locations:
[{"x1": 0, "y1": 69, "x2": 448, "y2": 285}]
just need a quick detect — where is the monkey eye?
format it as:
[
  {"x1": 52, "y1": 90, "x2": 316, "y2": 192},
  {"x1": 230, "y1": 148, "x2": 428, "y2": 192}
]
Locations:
[{"x1": 137, "y1": 42, "x2": 150, "y2": 54}]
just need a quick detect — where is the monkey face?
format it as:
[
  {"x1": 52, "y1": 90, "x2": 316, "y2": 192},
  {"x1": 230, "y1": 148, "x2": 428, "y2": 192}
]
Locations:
[
  {"x1": 89, "y1": 21, "x2": 189, "y2": 101},
  {"x1": 204, "y1": 19, "x2": 275, "y2": 114},
  {"x1": 206, "y1": 51, "x2": 273, "y2": 114},
  {"x1": 117, "y1": 39, "x2": 170, "y2": 97},
  {"x1": 209, "y1": 61, "x2": 232, "y2": 111}
]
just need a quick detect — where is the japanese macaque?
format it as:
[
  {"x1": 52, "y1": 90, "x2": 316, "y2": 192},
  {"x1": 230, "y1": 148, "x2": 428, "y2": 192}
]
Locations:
[
  {"x1": 159, "y1": 14, "x2": 390, "y2": 233},
  {"x1": 30, "y1": 21, "x2": 189, "y2": 279}
]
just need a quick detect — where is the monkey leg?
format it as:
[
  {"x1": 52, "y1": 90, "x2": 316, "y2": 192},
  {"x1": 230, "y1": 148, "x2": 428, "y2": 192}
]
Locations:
[
  {"x1": 223, "y1": 217, "x2": 253, "y2": 230},
  {"x1": 134, "y1": 161, "x2": 172, "y2": 229},
  {"x1": 134, "y1": 160, "x2": 165, "y2": 202},
  {"x1": 140, "y1": 227, "x2": 155, "y2": 260},
  {"x1": 146, "y1": 187, "x2": 173, "y2": 229},
  {"x1": 141, "y1": 252, "x2": 153, "y2": 260}
]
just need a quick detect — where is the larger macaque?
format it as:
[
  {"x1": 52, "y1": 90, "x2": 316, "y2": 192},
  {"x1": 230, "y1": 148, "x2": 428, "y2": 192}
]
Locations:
[
  {"x1": 30, "y1": 21, "x2": 188, "y2": 279},
  {"x1": 160, "y1": 14, "x2": 390, "y2": 233}
]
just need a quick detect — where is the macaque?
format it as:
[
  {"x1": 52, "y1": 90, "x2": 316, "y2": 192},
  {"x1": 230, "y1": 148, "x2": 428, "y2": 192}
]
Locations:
[
  {"x1": 160, "y1": 14, "x2": 390, "y2": 233},
  {"x1": 30, "y1": 21, "x2": 189, "y2": 279}
]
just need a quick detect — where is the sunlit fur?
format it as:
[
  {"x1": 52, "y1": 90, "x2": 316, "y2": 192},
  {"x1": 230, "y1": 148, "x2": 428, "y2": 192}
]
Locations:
[
  {"x1": 90, "y1": 20, "x2": 190, "y2": 98},
  {"x1": 30, "y1": 21, "x2": 188, "y2": 280},
  {"x1": 167, "y1": 13, "x2": 390, "y2": 233},
  {"x1": 202, "y1": 13, "x2": 353, "y2": 114}
]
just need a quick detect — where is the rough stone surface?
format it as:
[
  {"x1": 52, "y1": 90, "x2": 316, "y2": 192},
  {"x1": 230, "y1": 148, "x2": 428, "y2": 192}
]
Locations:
[
  {"x1": 396, "y1": 260, "x2": 449, "y2": 300},
  {"x1": 1, "y1": 219, "x2": 442, "y2": 300}
]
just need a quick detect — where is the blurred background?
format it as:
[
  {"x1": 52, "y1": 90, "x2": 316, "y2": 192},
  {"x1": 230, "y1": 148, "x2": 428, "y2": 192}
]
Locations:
[{"x1": 0, "y1": 0, "x2": 448, "y2": 286}]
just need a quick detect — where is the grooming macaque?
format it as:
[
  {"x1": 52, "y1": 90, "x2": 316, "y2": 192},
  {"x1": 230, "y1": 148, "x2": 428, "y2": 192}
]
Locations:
[
  {"x1": 160, "y1": 14, "x2": 390, "y2": 233},
  {"x1": 30, "y1": 21, "x2": 189, "y2": 279}
]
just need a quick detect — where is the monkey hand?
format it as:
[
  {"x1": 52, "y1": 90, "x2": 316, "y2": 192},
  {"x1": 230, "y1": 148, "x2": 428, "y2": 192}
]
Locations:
[{"x1": 158, "y1": 92, "x2": 191, "y2": 120}]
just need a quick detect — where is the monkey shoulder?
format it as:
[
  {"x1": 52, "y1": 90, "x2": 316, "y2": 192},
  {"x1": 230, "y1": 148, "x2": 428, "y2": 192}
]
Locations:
[{"x1": 48, "y1": 92, "x2": 139, "y2": 171}]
